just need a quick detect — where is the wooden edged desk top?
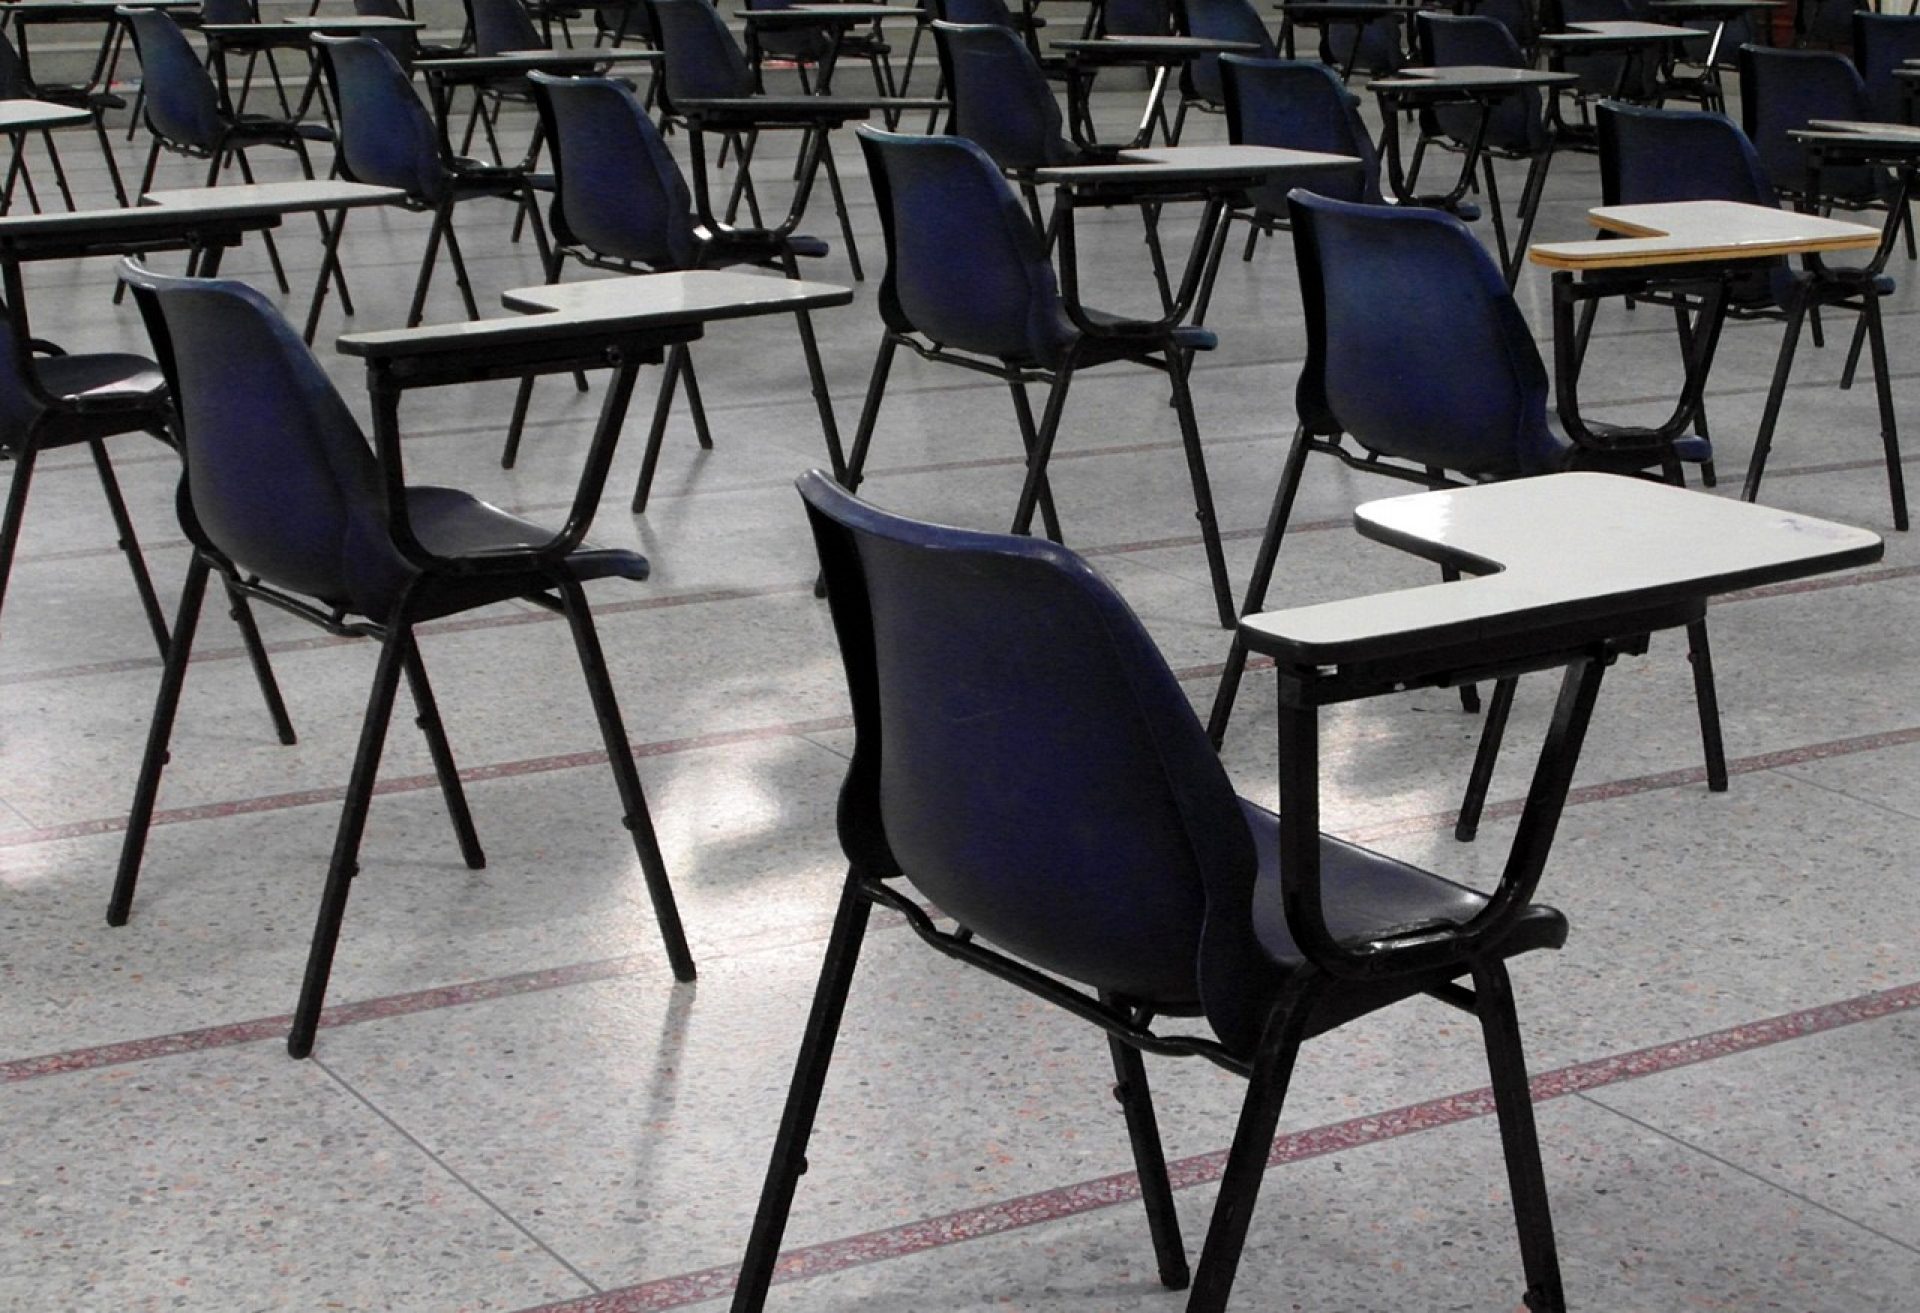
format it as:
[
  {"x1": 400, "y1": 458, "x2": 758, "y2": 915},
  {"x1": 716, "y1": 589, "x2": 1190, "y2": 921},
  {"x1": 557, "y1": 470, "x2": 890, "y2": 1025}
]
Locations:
[
  {"x1": 1794, "y1": 119, "x2": 1920, "y2": 153},
  {"x1": 1529, "y1": 199, "x2": 1879, "y2": 269},
  {"x1": 340, "y1": 269, "x2": 848, "y2": 360},
  {"x1": 139, "y1": 179, "x2": 408, "y2": 214},
  {"x1": 500, "y1": 270, "x2": 852, "y2": 323},
  {"x1": 1238, "y1": 472, "x2": 1882, "y2": 668},
  {"x1": 1369, "y1": 65, "x2": 1580, "y2": 91},
  {"x1": 0, "y1": 99, "x2": 93, "y2": 130},
  {"x1": 1034, "y1": 143, "x2": 1360, "y2": 186}
]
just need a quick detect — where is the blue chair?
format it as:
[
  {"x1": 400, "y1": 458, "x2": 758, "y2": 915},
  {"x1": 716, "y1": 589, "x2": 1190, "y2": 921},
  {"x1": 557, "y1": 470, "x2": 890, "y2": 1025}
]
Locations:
[
  {"x1": 1206, "y1": 192, "x2": 1724, "y2": 843},
  {"x1": 1553, "y1": 0, "x2": 1662, "y2": 114},
  {"x1": 6, "y1": 18, "x2": 129, "y2": 203},
  {"x1": 110, "y1": 263, "x2": 695, "y2": 1060},
  {"x1": 458, "y1": 0, "x2": 558, "y2": 162},
  {"x1": 731, "y1": 470, "x2": 1578, "y2": 1313},
  {"x1": 1171, "y1": 0, "x2": 1276, "y2": 141},
  {"x1": 1738, "y1": 44, "x2": 1890, "y2": 211},
  {"x1": 847, "y1": 127, "x2": 1238, "y2": 628},
  {"x1": 123, "y1": 8, "x2": 328, "y2": 295},
  {"x1": 506, "y1": 71, "x2": 844, "y2": 513},
  {"x1": 651, "y1": 0, "x2": 867, "y2": 276},
  {"x1": 0, "y1": 32, "x2": 81, "y2": 213},
  {"x1": 1598, "y1": 101, "x2": 1906, "y2": 529},
  {"x1": 1853, "y1": 10, "x2": 1920, "y2": 125},
  {"x1": 1213, "y1": 55, "x2": 1382, "y2": 266},
  {"x1": 1412, "y1": 12, "x2": 1558, "y2": 285},
  {"x1": 314, "y1": 35, "x2": 553, "y2": 327},
  {"x1": 352, "y1": 0, "x2": 468, "y2": 66}
]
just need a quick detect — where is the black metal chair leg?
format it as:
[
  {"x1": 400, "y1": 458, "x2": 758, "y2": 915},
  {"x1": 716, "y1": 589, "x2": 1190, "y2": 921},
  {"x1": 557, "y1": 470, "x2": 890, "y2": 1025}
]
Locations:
[
  {"x1": 287, "y1": 620, "x2": 413, "y2": 1058},
  {"x1": 1861, "y1": 287, "x2": 1909, "y2": 531},
  {"x1": 400, "y1": 640, "x2": 485, "y2": 869},
  {"x1": 40, "y1": 131, "x2": 74, "y2": 211},
  {"x1": 1193, "y1": 204, "x2": 1236, "y2": 328},
  {"x1": 679, "y1": 347, "x2": 714, "y2": 450},
  {"x1": 1442, "y1": 562, "x2": 1481, "y2": 714},
  {"x1": 1185, "y1": 981, "x2": 1317, "y2": 1313},
  {"x1": 1504, "y1": 147, "x2": 1553, "y2": 289},
  {"x1": 85, "y1": 437, "x2": 170, "y2": 655},
  {"x1": 94, "y1": 111, "x2": 129, "y2": 206},
  {"x1": 553, "y1": 571, "x2": 696, "y2": 981},
  {"x1": 440, "y1": 211, "x2": 483, "y2": 321},
  {"x1": 1166, "y1": 342, "x2": 1236, "y2": 629},
  {"x1": 631, "y1": 343, "x2": 688, "y2": 513},
  {"x1": 109, "y1": 554, "x2": 212, "y2": 927},
  {"x1": 816, "y1": 137, "x2": 864, "y2": 281},
  {"x1": 1006, "y1": 378, "x2": 1064, "y2": 543},
  {"x1": 842, "y1": 334, "x2": 898, "y2": 495},
  {"x1": 503, "y1": 374, "x2": 539, "y2": 469},
  {"x1": 1741, "y1": 285, "x2": 1808, "y2": 506},
  {"x1": 1102, "y1": 1001, "x2": 1189, "y2": 1291},
  {"x1": 1685, "y1": 618, "x2": 1727, "y2": 792},
  {"x1": 731, "y1": 872, "x2": 874, "y2": 1313},
  {"x1": 1207, "y1": 427, "x2": 1310, "y2": 749},
  {"x1": 1456, "y1": 675, "x2": 1517, "y2": 842},
  {"x1": 1839, "y1": 308, "x2": 1866, "y2": 391},
  {"x1": 302, "y1": 206, "x2": 351, "y2": 345},
  {"x1": 1010, "y1": 356, "x2": 1076, "y2": 538},
  {"x1": 1572, "y1": 295, "x2": 1599, "y2": 373},
  {"x1": 1472, "y1": 958, "x2": 1566, "y2": 1313},
  {"x1": 221, "y1": 579, "x2": 297, "y2": 745},
  {"x1": 0, "y1": 437, "x2": 38, "y2": 637},
  {"x1": 1670, "y1": 301, "x2": 1715, "y2": 485},
  {"x1": 231, "y1": 150, "x2": 292, "y2": 294},
  {"x1": 405, "y1": 205, "x2": 451, "y2": 327},
  {"x1": 790, "y1": 304, "x2": 848, "y2": 483}
]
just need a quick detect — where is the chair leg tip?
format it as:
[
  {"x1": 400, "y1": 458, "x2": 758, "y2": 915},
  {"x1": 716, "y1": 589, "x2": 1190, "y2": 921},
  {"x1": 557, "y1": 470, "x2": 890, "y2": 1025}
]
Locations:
[{"x1": 1159, "y1": 1264, "x2": 1191, "y2": 1291}]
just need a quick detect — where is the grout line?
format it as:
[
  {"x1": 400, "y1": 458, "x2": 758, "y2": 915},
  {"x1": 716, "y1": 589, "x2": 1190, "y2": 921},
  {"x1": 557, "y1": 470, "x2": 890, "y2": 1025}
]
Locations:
[
  {"x1": 504, "y1": 980, "x2": 1920, "y2": 1312},
  {"x1": 1572, "y1": 1089, "x2": 1920, "y2": 1258},
  {"x1": 312, "y1": 1054, "x2": 609, "y2": 1295}
]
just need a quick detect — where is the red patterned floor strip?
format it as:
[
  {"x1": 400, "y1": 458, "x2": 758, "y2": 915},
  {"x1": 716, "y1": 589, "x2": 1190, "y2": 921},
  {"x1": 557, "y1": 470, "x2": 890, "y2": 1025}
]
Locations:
[{"x1": 510, "y1": 979, "x2": 1920, "y2": 1312}]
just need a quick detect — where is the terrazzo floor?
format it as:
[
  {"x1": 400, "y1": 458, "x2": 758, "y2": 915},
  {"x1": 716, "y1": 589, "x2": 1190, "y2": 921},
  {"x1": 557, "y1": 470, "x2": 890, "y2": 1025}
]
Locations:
[{"x1": 1, "y1": 51, "x2": 1917, "y2": 1313}]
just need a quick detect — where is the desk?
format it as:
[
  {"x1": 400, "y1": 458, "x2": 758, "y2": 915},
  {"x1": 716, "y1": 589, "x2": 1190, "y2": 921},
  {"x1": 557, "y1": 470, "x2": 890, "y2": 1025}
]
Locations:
[
  {"x1": 1644, "y1": 0, "x2": 1780, "y2": 109},
  {"x1": 1276, "y1": 3, "x2": 1410, "y2": 82},
  {"x1": 1031, "y1": 144, "x2": 1359, "y2": 626},
  {"x1": 1530, "y1": 200, "x2": 1903, "y2": 530},
  {"x1": 1051, "y1": 36, "x2": 1262, "y2": 149},
  {"x1": 139, "y1": 179, "x2": 407, "y2": 342},
  {"x1": 0, "y1": 99, "x2": 93, "y2": 215},
  {"x1": 1793, "y1": 119, "x2": 1920, "y2": 265},
  {"x1": 1368, "y1": 65, "x2": 1577, "y2": 285},
  {"x1": 1240, "y1": 472, "x2": 1879, "y2": 1001},
  {"x1": 501, "y1": 270, "x2": 854, "y2": 510},
  {"x1": 415, "y1": 49, "x2": 661, "y2": 167},
  {"x1": 200, "y1": 17, "x2": 424, "y2": 121},
  {"x1": 737, "y1": 5, "x2": 918, "y2": 95},
  {"x1": 1538, "y1": 20, "x2": 1697, "y2": 105}
]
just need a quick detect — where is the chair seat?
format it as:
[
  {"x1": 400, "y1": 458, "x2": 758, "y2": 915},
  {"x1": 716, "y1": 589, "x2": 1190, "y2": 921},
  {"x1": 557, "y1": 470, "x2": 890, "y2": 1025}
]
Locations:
[
  {"x1": 1066, "y1": 310, "x2": 1216, "y2": 367},
  {"x1": 1241, "y1": 797, "x2": 1568, "y2": 1032},
  {"x1": 35, "y1": 352, "x2": 167, "y2": 410},
  {"x1": 407, "y1": 485, "x2": 650, "y2": 584},
  {"x1": 697, "y1": 224, "x2": 830, "y2": 261}
]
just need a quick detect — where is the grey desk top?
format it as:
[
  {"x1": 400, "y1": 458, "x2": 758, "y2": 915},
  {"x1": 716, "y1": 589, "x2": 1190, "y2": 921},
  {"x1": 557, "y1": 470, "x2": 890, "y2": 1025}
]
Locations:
[
  {"x1": 139, "y1": 179, "x2": 407, "y2": 213},
  {"x1": 1371, "y1": 64, "x2": 1580, "y2": 90},
  {"x1": 1238, "y1": 473, "x2": 1883, "y2": 666},
  {"x1": 0, "y1": 99, "x2": 93, "y2": 130},
  {"x1": 1034, "y1": 143, "x2": 1359, "y2": 185}
]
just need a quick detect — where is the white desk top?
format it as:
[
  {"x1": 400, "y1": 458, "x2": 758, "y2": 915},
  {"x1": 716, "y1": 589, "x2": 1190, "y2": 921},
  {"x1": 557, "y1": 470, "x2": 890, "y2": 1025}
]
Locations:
[
  {"x1": 1034, "y1": 143, "x2": 1358, "y2": 185},
  {"x1": 1239, "y1": 473, "x2": 1882, "y2": 665},
  {"x1": 500, "y1": 269, "x2": 852, "y2": 322},
  {"x1": 1529, "y1": 199, "x2": 1879, "y2": 269},
  {"x1": 1372, "y1": 64, "x2": 1580, "y2": 90},
  {"x1": 139, "y1": 180, "x2": 408, "y2": 214},
  {"x1": 1543, "y1": 19, "x2": 1700, "y2": 39},
  {"x1": 0, "y1": 99, "x2": 93, "y2": 130}
]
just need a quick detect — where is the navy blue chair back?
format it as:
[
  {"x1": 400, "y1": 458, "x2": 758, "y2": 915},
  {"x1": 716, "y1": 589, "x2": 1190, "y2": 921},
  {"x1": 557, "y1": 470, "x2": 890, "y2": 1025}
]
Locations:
[
  {"x1": 0, "y1": 32, "x2": 31, "y2": 100},
  {"x1": 530, "y1": 72, "x2": 700, "y2": 267},
  {"x1": 1102, "y1": 0, "x2": 1171, "y2": 35},
  {"x1": 1469, "y1": 0, "x2": 1535, "y2": 47},
  {"x1": 652, "y1": 0, "x2": 759, "y2": 103},
  {"x1": 934, "y1": 21, "x2": 1074, "y2": 171},
  {"x1": 120, "y1": 265, "x2": 413, "y2": 617},
  {"x1": 1739, "y1": 44, "x2": 1878, "y2": 201},
  {"x1": 745, "y1": 0, "x2": 836, "y2": 63},
  {"x1": 1220, "y1": 55, "x2": 1381, "y2": 207},
  {"x1": 1181, "y1": 0, "x2": 1275, "y2": 108},
  {"x1": 933, "y1": 0, "x2": 1020, "y2": 25},
  {"x1": 1854, "y1": 11, "x2": 1920, "y2": 123},
  {"x1": 125, "y1": 10, "x2": 226, "y2": 151},
  {"x1": 800, "y1": 470, "x2": 1241, "y2": 1006},
  {"x1": 315, "y1": 36, "x2": 447, "y2": 201},
  {"x1": 467, "y1": 0, "x2": 546, "y2": 54},
  {"x1": 1290, "y1": 191, "x2": 1562, "y2": 477},
  {"x1": 0, "y1": 309, "x2": 45, "y2": 448},
  {"x1": 200, "y1": 0, "x2": 258, "y2": 24},
  {"x1": 1417, "y1": 13, "x2": 1545, "y2": 154},
  {"x1": 859, "y1": 127, "x2": 1072, "y2": 365},
  {"x1": 1598, "y1": 100, "x2": 1775, "y2": 206},
  {"x1": 351, "y1": 0, "x2": 425, "y2": 65}
]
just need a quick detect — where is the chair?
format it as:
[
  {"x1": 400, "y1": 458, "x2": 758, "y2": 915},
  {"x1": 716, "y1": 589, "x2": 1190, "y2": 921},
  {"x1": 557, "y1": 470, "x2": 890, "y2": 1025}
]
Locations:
[
  {"x1": 1211, "y1": 56, "x2": 1383, "y2": 269},
  {"x1": 844, "y1": 127, "x2": 1237, "y2": 628},
  {"x1": 730, "y1": 469, "x2": 1582, "y2": 1313},
  {"x1": 1738, "y1": 44, "x2": 1891, "y2": 214},
  {"x1": 3, "y1": 18, "x2": 130, "y2": 204},
  {"x1": 1206, "y1": 192, "x2": 1723, "y2": 843},
  {"x1": 353, "y1": 0, "x2": 468, "y2": 67},
  {"x1": 0, "y1": 30, "x2": 117, "y2": 211},
  {"x1": 110, "y1": 263, "x2": 695, "y2": 1060},
  {"x1": 196, "y1": 0, "x2": 303, "y2": 122},
  {"x1": 1553, "y1": 0, "x2": 1663, "y2": 117},
  {"x1": 122, "y1": 8, "x2": 329, "y2": 296},
  {"x1": 1412, "y1": 12, "x2": 1558, "y2": 285},
  {"x1": 651, "y1": 0, "x2": 868, "y2": 276},
  {"x1": 933, "y1": 21, "x2": 1096, "y2": 228},
  {"x1": 1170, "y1": 0, "x2": 1276, "y2": 142},
  {"x1": 1853, "y1": 10, "x2": 1920, "y2": 125},
  {"x1": 1598, "y1": 101, "x2": 1906, "y2": 529},
  {"x1": 505, "y1": 71, "x2": 845, "y2": 515},
  {"x1": 314, "y1": 35, "x2": 553, "y2": 328},
  {"x1": 744, "y1": 0, "x2": 898, "y2": 102},
  {"x1": 459, "y1": 0, "x2": 554, "y2": 161}
]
